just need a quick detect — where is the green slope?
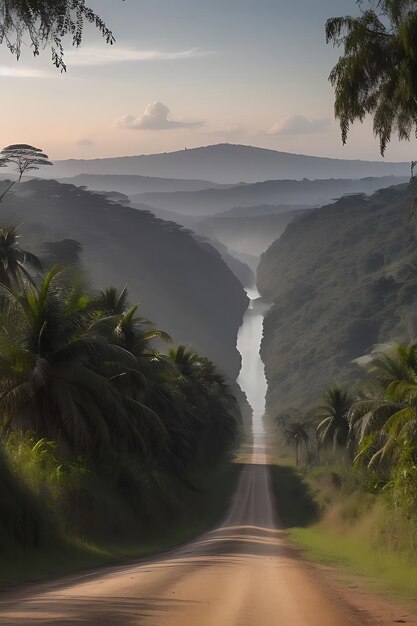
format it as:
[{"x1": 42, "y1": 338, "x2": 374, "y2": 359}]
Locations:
[{"x1": 258, "y1": 183, "x2": 417, "y2": 413}]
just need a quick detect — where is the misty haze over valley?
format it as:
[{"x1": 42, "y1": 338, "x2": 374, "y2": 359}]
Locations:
[{"x1": 3, "y1": 2, "x2": 417, "y2": 625}]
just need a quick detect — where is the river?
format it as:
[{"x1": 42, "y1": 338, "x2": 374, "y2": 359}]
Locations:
[{"x1": 236, "y1": 284, "x2": 268, "y2": 456}]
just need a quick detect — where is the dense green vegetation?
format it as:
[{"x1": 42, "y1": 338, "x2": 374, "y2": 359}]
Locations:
[
  {"x1": 0, "y1": 178, "x2": 248, "y2": 379},
  {"x1": 270, "y1": 328, "x2": 417, "y2": 601},
  {"x1": 0, "y1": 227, "x2": 242, "y2": 580},
  {"x1": 262, "y1": 179, "x2": 417, "y2": 598},
  {"x1": 258, "y1": 182, "x2": 417, "y2": 414}
]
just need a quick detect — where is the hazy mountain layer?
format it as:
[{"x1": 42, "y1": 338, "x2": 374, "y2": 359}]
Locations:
[
  {"x1": 57, "y1": 173, "x2": 226, "y2": 195},
  {"x1": 197, "y1": 237, "x2": 254, "y2": 286},
  {"x1": 47, "y1": 144, "x2": 409, "y2": 184},
  {"x1": 89, "y1": 193, "x2": 254, "y2": 286},
  {"x1": 217, "y1": 204, "x2": 312, "y2": 218},
  {"x1": 198, "y1": 210, "x2": 305, "y2": 257},
  {"x1": 0, "y1": 180, "x2": 248, "y2": 379},
  {"x1": 257, "y1": 183, "x2": 417, "y2": 414},
  {"x1": 131, "y1": 176, "x2": 408, "y2": 216}
]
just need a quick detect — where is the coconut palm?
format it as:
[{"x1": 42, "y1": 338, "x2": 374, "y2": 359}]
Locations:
[
  {"x1": 317, "y1": 386, "x2": 352, "y2": 448},
  {"x1": 283, "y1": 421, "x2": 311, "y2": 466},
  {"x1": 92, "y1": 286, "x2": 129, "y2": 316},
  {"x1": 326, "y1": 0, "x2": 417, "y2": 155},
  {"x1": 93, "y1": 291, "x2": 171, "y2": 400},
  {"x1": 0, "y1": 269, "x2": 240, "y2": 472},
  {"x1": 0, "y1": 226, "x2": 42, "y2": 287},
  {"x1": 350, "y1": 344, "x2": 417, "y2": 467},
  {"x1": 0, "y1": 268, "x2": 155, "y2": 456},
  {"x1": 168, "y1": 346, "x2": 239, "y2": 467},
  {"x1": 115, "y1": 303, "x2": 171, "y2": 356}
]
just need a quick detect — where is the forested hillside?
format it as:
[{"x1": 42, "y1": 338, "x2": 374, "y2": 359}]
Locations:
[
  {"x1": 258, "y1": 183, "x2": 417, "y2": 414},
  {"x1": 0, "y1": 180, "x2": 248, "y2": 379},
  {"x1": 58, "y1": 173, "x2": 226, "y2": 195}
]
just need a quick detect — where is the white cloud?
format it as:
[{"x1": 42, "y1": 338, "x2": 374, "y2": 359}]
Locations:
[
  {"x1": 268, "y1": 115, "x2": 331, "y2": 135},
  {"x1": 66, "y1": 46, "x2": 211, "y2": 67},
  {"x1": 114, "y1": 101, "x2": 204, "y2": 131},
  {"x1": 0, "y1": 66, "x2": 53, "y2": 78}
]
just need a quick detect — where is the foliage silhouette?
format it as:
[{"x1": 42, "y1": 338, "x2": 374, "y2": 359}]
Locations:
[
  {"x1": 326, "y1": 0, "x2": 417, "y2": 154},
  {"x1": 0, "y1": 0, "x2": 121, "y2": 71}
]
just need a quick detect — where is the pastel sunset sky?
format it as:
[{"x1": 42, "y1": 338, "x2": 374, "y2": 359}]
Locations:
[{"x1": 1, "y1": 0, "x2": 414, "y2": 161}]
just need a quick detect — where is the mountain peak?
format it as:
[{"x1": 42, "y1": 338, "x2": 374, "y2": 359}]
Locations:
[{"x1": 50, "y1": 144, "x2": 409, "y2": 184}]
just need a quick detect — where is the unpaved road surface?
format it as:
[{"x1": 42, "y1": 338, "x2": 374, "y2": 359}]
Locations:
[{"x1": 0, "y1": 441, "x2": 405, "y2": 626}]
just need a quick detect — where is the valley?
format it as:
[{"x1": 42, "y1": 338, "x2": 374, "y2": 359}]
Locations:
[
  {"x1": 4, "y1": 2, "x2": 417, "y2": 624},
  {"x1": 1, "y1": 142, "x2": 417, "y2": 624}
]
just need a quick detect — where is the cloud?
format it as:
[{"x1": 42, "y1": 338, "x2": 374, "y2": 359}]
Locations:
[
  {"x1": 77, "y1": 139, "x2": 94, "y2": 147},
  {"x1": 268, "y1": 115, "x2": 331, "y2": 135},
  {"x1": 0, "y1": 66, "x2": 53, "y2": 78},
  {"x1": 66, "y1": 46, "x2": 211, "y2": 67},
  {"x1": 114, "y1": 102, "x2": 204, "y2": 131}
]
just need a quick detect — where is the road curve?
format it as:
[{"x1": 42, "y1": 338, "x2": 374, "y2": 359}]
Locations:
[{"x1": 0, "y1": 441, "x2": 371, "y2": 626}]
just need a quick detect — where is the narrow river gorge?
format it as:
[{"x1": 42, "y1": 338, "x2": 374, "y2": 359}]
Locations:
[{"x1": 236, "y1": 284, "x2": 268, "y2": 457}]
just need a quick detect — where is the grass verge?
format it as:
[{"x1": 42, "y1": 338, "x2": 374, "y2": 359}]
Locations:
[
  {"x1": 0, "y1": 457, "x2": 240, "y2": 586},
  {"x1": 269, "y1": 459, "x2": 417, "y2": 607},
  {"x1": 288, "y1": 526, "x2": 417, "y2": 605}
]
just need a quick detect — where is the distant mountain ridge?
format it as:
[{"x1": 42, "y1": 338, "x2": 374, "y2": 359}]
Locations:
[
  {"x1": 217, "y1": 204, "x2": 312, "y2": 218},
  {"x1": 41, "y1": 144, "x2": 410, "y2": 184},
  {"x1": 57, "y1": 173, "x2": 227, "y2": 195},
  {"x1": 130, "y1": 176, "x2": 408, "y2": 216}
]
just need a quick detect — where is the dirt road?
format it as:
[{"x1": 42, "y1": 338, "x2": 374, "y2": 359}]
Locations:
[{"x1": 0, "y1": 438, "x2": 379, "y2": 626}]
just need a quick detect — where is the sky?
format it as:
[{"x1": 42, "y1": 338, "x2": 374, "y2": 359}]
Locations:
[{"x1": 0, "y1": 0, "x2": 415, "y2": 162}]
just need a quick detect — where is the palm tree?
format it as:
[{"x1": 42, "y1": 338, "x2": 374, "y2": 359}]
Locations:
[
  {"x1": 0, "y1": 268, "x2": 153, "y2": 456},
  {"x1": 317, "y1": 386, "x2": 352, "y2": 449},
  {"x1": 283, "y1": 422, "x2": 310, "y2": 466},
  {"x1": 0, "y1": 271, "x2": 240, "y2": 474},
  {"x1": 326, "y1": 1, "x2": 417, "y2": 155},
  {"x1": 116, "y1": 304, "x2": 171, "y2": 356},
  {"x1": 168, "y1": 346, "x2": 239, "y2": 467},
  {"x1": 0, "y1": 226, "x2": 42, "y2": 287},
  {"x1": 349, "y1": 344, "x2": 417, "y2": 467},
  {"x1": 92, "y1": 286, "x2": 129, "y2": 316}
]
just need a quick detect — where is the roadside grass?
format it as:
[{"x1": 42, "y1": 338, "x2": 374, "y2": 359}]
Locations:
[
  {"x1": 268, "y1": 446, "x2": 417, "y2": 607},
  {"x1": 0, "y1": 457, "x2": 241, "y2": 585},
  {"x1": 288, "y1": 526, "x2": 417, "y2": 604}
]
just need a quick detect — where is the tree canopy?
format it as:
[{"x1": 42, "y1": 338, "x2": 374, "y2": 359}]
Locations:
[
  {"x1": 326, "y1": 0, "x2": 417, "y2": 154},
  {"x1": 0, "y1": 258, "x2": 240, "y2": 468},
  {"x1": 0, "y1": 144, "x2": 52, "y2": 180},
  {"x1": 0, "y1": 144, "x2": 52, "y2": 201},
  {"x1": 0, "y1": 0, "x2": 121, "y2": 70}
]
